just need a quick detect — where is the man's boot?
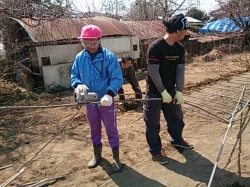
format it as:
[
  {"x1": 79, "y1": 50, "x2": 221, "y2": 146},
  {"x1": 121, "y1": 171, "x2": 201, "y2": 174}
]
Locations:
[
  {"x1": 88, "y1": 144, "x2": 102, "y2": 168},
  {"x1": 112, "y1": 147, "x2": 122, "y2": 172}
]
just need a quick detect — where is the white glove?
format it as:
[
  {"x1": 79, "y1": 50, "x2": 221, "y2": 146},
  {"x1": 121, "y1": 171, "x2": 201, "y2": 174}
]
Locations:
[
  {"x1": 161, "y1": 90, "x2": 172, "y2": 103},
  {"x1": 100, "y1": 94, "x2": 113, "y2": 106},
  {"x1": 76, "y1": 84, "x2": 89, "y2": 93},
  {"x1": 74, "y1": 84, "x2": 89, "y2": 102}
]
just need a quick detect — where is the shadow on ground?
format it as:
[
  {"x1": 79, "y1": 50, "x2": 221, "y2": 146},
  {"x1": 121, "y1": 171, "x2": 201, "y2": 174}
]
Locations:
[
  {"x1": 99, "y1": 158, "x2": 166, "y2": 187},
  {"x1": 163, "y1": 148, "x2": 250, "y2": 187}
]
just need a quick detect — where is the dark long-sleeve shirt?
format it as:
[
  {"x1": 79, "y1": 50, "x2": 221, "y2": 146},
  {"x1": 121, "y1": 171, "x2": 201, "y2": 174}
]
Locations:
[
  {"x1": 119, "y1": 61, "x2": 139, "y2": 87},
  {"x1": 146, "y1": 38, "x2": 185, "y2": 93}
]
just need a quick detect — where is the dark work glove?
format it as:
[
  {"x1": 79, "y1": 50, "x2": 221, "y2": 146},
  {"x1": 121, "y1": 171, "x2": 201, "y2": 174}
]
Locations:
[{"x1": 135, "y1": 87, "x2": 142, "y2": 99}]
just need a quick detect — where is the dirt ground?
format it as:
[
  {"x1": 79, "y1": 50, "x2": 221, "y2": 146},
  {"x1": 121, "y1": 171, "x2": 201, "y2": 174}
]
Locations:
[{"x1": 1, "y1": 51, "x2": 250, "y2": 187}]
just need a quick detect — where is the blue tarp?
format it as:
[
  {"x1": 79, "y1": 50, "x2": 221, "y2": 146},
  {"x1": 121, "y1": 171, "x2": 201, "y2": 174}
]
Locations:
[{"x1": 199, "y1": 17, "x2": 250, "y2": 33}]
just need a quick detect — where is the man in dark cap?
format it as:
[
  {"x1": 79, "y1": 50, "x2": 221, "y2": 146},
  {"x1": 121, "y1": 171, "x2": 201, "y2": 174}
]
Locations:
[
  {"x1": 143, "y1": 13, "x2": 193, "y2": 165},
  {"x1": 118, "y1": 54, "x2": 142, "y2": 102}
]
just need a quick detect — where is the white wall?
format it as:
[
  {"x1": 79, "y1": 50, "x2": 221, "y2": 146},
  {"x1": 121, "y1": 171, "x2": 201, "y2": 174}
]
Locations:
[
  {"x1": 36, "y1": 36, "x2": 140, "y2": 67},
  {"x1": 36, "y1": 44, "x2": 80, "y2": 90},
  {"x1": 42, "y1": 63, "x2": 72, "y2": 91},
  {"x1": 36, "y1": 44, "x2": 81, "y2": 66},
  {"x1": 101, "y1": 36, "x2": 140, "y2": 59},
  {"x1": 36, "y1": 36, "x2": 140, "y2": 89}
]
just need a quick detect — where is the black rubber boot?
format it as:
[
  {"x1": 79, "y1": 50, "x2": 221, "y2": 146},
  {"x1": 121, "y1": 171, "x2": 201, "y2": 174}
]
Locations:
[
  {"x1": 112, "y1": 147, "x2": 122, "y2": 172},
  {"x1": 88, "y1": 144, "x2": 102, "y2": 168}
]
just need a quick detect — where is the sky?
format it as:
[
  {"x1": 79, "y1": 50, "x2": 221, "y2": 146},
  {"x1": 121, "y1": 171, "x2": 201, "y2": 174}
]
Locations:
[
  {"x1": 196, "y1": 1, "x2": 219, "y2": 13},
  {"x1": 71, "y1": 0, "x2": 219, "y2": 14}
]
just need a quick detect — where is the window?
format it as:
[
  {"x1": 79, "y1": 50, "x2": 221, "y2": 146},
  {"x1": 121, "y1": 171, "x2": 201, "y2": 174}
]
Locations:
[
  {"x1": 133, "y1": 44, "x2": 138, "y2": 51},
  {"x1": 41, "y1": 57, "x2": 51, "y2": 66}
]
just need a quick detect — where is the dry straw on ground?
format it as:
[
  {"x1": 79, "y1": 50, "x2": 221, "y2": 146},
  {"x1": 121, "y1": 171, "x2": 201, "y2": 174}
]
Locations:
[{"x1": 202, "y1": 49, "x2": 224, "y2": 62}]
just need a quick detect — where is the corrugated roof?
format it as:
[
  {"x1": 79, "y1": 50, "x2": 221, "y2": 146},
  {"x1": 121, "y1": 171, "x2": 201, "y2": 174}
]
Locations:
[
  {"x1": 186, "y1": 17, "x2": 203, "y2": 23},
  {"x1": 123, "y1": 21, "x2": 197, "y2": 40},
  {"x1": 186, "y1": 17, "x2": 204, "y2": 26},
  {"x1": 11, "y1": 17, "x2": 133, "y2": 43}
]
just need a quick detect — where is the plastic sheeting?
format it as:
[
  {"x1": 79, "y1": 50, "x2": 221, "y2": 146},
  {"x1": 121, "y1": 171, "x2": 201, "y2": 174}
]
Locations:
[{"x1": 199, "y1": 17, "x2": 250, "y2": 33}]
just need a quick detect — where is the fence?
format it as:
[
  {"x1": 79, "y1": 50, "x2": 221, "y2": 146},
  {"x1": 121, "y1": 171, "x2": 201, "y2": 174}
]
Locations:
[{"x1": 197, "y1": 33, "x2": 245, "y2": 54}]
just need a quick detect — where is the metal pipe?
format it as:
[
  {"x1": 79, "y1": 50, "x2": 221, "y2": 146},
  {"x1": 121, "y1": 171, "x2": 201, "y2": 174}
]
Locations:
[
  {"x1": 185, "y1": 95, "x2": 236, "y2": 110},
  {"x1": 184, "y1": 100, "x2": 232, "y2": 115},
  {"x1": 0, "y1": 98, "x2": 162, "y2": 110},
  {"x1": 117, "y1": 98, "x2": 161, "y2": 102},
  {"x1": 234, "y1": 100, "x2": 250, "y2": 119},
  {"x1": 0, "y1": 168, "x2": 25, "y2": 187},
  {"x1": 182, "y1": 105, "x2": 228, "y2": 124},
  {"x1": 117, "y1": 92, "x2": 146, "y2": 96},
  {"x1": 189, "y1": 92, "x2": 243, "y2": 104},
  {"x1": 188, "y1": 93, "x2": 248, "y2": 119},
  {"x1": 232, "y1": 114, "x2": 250, "y2": 123},
  {"x1": 215, "y1": 83, "x2": 246, "y2": 89},
  {"x1": 17, "y1": 176, "x2": 64, "y2": 187},
  {"x1": 201, "y1": 90, "x2": 248, "y2": 103},
  {"x1": 0, "y1": 165, "x2": 12, "y2": 170},
  {"x1": 0, "y1": 103, "x2": 79, "y2": 110},
  {"x1": 226, "y1": 103, "x2": 246, "y2": 120},
  {"x1": 208, "y1": 86, "x2": 250, "y2": 93},
  {"x1": 208, "y1": 86, "x2": 246, "y2": 187}
]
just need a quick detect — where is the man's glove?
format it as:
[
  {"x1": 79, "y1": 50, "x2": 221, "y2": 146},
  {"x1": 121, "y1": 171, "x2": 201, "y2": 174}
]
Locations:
[
  {"x1": 174, "y1": 91, "x2": 184, "y2": 105},
  {"x1": 74, "y1": 84, "x2": 89, "y2": 102},
  {"x1": 161, "y1": 90, "x2": 172, "y2": 103},
  {"x1": 135, "y1": 87, "x2": 142, "y2": 99},
  {"x1": 100, "y1": 94, "x2": 113, "y2": 106}
]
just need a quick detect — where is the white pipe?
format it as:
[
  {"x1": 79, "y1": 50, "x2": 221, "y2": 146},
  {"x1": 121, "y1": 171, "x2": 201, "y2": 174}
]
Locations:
[
  {"x1": 0, "y1": 168, "x2": 25, "y2": 187},
  {"x1": 0, "y1": 165, "x2": 12, "y2": 170},
  {"x1": 207, "y1": 86, "x2": 246, "y2": 187}
]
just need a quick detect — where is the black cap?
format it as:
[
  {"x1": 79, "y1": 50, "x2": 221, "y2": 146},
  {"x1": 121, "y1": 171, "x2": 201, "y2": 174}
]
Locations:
[
  {"x1": 122, "y1": 54, "x2": 132, "y2": 63},
  {"x1": 163, "y1": 14, "x2": 189, "y2": 31}
]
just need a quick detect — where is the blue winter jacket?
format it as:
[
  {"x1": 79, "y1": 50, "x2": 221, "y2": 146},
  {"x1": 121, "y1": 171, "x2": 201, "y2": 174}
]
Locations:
[{"x1": 71, "y1": 46, "x2": 123, "y2": 100}]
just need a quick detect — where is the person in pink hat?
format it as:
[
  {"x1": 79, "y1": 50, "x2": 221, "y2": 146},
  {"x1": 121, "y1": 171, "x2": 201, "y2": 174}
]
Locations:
[{"x1": 71, "y1": 24, "x2": 123, "y2": 172}]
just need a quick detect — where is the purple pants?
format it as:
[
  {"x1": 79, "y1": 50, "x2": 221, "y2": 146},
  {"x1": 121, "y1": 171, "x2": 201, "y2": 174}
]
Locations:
[{"x1": 86, "y1": 103, "x2": 119, "y2": 149}]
